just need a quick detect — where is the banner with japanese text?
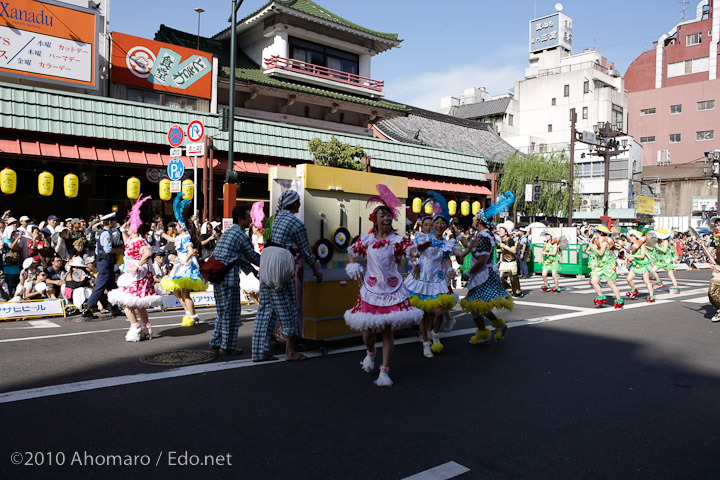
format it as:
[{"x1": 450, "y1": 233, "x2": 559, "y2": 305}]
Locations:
[{"x1": 0, "y1": 298, "x2": 64, "y2": 321}]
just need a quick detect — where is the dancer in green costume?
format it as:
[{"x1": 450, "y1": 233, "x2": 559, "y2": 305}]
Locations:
[
  {"x1": 588, "y1": 225, "x2": 624, "y2": 308},
  {"x1": 626, "y1": 229, "x2": 655, "y2": 302},
  {"x1": 540, "y1": 231, "x2": 561, "y2": 293},
  {"x1": 650, "y1": 228, "x2": 680, "y2": 294}
]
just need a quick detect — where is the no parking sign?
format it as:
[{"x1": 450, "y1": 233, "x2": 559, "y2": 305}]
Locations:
[{"x1": 168, "y1": 125, "x2": 184, "y2": 147}]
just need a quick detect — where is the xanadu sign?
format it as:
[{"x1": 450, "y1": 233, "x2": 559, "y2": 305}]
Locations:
[
  {"x1": 111, "y1": 32, "x2": 213, "y2": 99},
  {"x1": 0, "y1": 0, "x2": 98, "y2": 89}
]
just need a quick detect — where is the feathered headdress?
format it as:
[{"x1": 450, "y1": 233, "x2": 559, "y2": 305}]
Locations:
[
  {"x1": 366, "y1": 184, "x2": 402, "y2": 220},
  {"x1": 251, "y1": 201, "x2": 265, "y2": 230},
  {"x1": 477, "y1": 191, "x2": 516, "y2": 226},
  {"x1": 426, "y1": 190, "x2": 450, "y2": 224},
  {"x1": 129, "y1": 194, "x2": 152, "y2": 233},
  {"x1": 173, "y1": 193, "x2": 190, "y2": 230}
]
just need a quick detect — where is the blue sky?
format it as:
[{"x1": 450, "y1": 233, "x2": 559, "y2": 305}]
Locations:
[{"x1": 111, "y1": 0, "x2": 698, "y2": 109}]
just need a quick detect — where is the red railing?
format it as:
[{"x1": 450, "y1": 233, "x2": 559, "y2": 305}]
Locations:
[{"x1": 264, "y1": 56, "x2": 384, "y2": 92}]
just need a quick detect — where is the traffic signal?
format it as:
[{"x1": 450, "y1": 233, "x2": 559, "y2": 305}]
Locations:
[
  {"x1": 532, "y1": 184, "x2": 541, "y2": 202},
  {"x1": 220, "y1": 107, "x2": 231, "y2": 132}
]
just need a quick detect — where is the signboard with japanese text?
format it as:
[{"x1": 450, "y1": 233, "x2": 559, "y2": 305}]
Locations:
[
  {"x1": 111, "y1": 31, "x2": 212, "y2": 99},
  {"x1": 0, "y1": 0, "x2": 98, "y2": 89},
  {"x1": 529, "y1": 12, "x2": 572, "y2": 53},
  {"x1": 0, "y1": 298, "x2": 65, "y2": 321},
  {"x1": 636, "y1": 195, "x2": 656, "y2": 215}
]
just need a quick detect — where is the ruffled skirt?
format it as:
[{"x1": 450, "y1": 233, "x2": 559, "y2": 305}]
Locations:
[
  {"x1": 161, "y1": 258, "x2": 208, "y2": 292},
  {"x1": 240, "y1": 271, "x2": 260, "y2": 294},
  {"x1": 344, "y1": 296, "x2": 423, "y2": 331},
  {"x1": 108, "y1": 289, "x2": 163, "y2": 308},
  {"x1": 408, "y1": 291, "x2": 458, "y2": 313},
  {"x1": 460, "y1": 272, "x2": 514, "y2": 315}
]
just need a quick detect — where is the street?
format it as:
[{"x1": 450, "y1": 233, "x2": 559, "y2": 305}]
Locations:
[{"x1": 1, "y1": 270, "x2": 719, "y2": 479}]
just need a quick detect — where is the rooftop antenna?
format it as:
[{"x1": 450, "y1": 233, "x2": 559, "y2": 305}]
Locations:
[
  {"x1": 534, "y1": 0, "x2": 536, "y2": 18},
  {"x1": 680, "y1": 0, "x2": 688, "y2": 21}
]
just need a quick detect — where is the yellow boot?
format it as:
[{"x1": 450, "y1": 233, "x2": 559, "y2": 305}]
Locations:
[
  {"x1": 181, "y1": 316, "x2": 195, "y2": 327},
  {"x1": 469, "y1": 328, "x2": 491, "y2": 345},
  {"x1": 492, "y1": 318, "x2": 508, "y2": 341}
]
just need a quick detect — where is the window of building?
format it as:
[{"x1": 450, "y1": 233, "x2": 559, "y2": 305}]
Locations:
[
  {"x1": 697, "y1": 130, "x2": 714, "y2": 141},
  {"x1": 640, "y1": 108, "x2": 656, "y2": 116},
  {"x1": 670, "y1": 104, "x2": 682, "y2": 114},
  {"x1": 687, "y1": 32, "x2": 702, "y2": 46},
  {"x1": 668, "y1": 57, "x2": 710, "y2": 77},
  {"x1": 583, "y1": 80, "x2": 589, "y2": 94},
  {"x1": 539, "y1": 144, "x2": 548, "y2": 153},
  {"x1": 564, "y1": 84, "x2": 569, "y2": 97},
  {"x1": 289, "y1": 37, "x2": 359, "y2": 76},
  {"x1": 670, "y1": 133, "x2": 682, "y2": 143},
  {"x1": 612, "y1": 104, "x2": 624, "y2": 132},
  {"x1": 639, "y1": 136, "x2": 656, "y2": 143},
  {"x1": 698, "y1": 99, "x2": 715, "y2": 111},
  {"x1": 577, "y1": 161, "x2": 605, "y2": 178},
  {"x1": 127, "y1": 88, "x2": 197, "y2": 111},
  {"x1": 548, "y1": 124, "x2": 553, "y2": 132},
  {"x1": 582, "y1": 106, "x2": 588, "y2": 119},
  {"x1": 507, "y1": 114, "x2": 513, "y2": 126},
  {"x1": 551, "y1": 97, "x2": 556, "y2": 106}
]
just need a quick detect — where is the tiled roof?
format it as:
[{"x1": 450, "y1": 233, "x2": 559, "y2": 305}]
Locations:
[
  {"x1": 450, "y1": 97, "x2": 512, "y2": 119},
  {"x1": 0, "y1": 82, "x2": 486, "y2": 181},
  {"x1": 374, "y1": 106, "x2": 520, "y2": 165},
  {"x1": 154, "y1": 25, "x2": 406, "y2": 113},
  {"x1": 215, "y1": 0, "x2": 401, "y2": 42}
]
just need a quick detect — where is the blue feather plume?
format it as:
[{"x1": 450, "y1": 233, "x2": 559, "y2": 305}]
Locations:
[
  {"x1": 481, "y1": 191, "x2": 516, "y2": 220},
  {"x1": 173, "y1": 193, "x2": 190, "y2": 228},
  {"x1": 426, "y1": 190, "x2": 450, "y2": 221}
]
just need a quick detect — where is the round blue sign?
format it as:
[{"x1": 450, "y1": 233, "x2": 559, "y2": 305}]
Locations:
[{"x1": 167, "y1": 158, "x2": 185, "y2": 181}]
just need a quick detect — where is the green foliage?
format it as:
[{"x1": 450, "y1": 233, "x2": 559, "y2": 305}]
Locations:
[
  {"x1": 498, "y1": 152, "x2": 580, "y2": 216},
  {"x1": 308, "y1": 136, "x2": 367, "y2": 171}
]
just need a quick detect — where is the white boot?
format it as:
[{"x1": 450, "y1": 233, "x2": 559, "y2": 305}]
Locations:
[
  {"x1": 422, "y1": 341, "x2": 434, "y2": 358},
  {"x1": 141, "y1": 323, "x2": 152, "y2": 340},
  {"x1": 360, "y1": 350, "x2": 376, "y2": 372},
  {"x1": 712, "y1": 312, "x2": 720, "y2": 323},
  {"x1": 125, "y1": 323, "x2": 142, "y2": 342},
  {"x1": 374, "y1": 366, "x2": 393, "y2": 386},
  {"x1": 430, "y1": 330, "x2": 444, "y2": 353}
]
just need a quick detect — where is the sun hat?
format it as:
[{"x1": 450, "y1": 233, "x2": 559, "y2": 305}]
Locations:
[
  {"x1": 68, "y1": 257, "x2": 88, "y2": 269},
  {"x1": 22, "y1": 258, "x2": 37, "y2": 270},
  {"x1": 596, "y1": 225, "x2": 611, "y2": 234},
  {"x1": 19, "y1": 215, "x2": 30, "y2": 222},
  {"x1": 655, "y1": 228, "x2": 670, "y2": 240},
  {"x1": 7, "y1": 217, "x2": 18, "y2": 224}
]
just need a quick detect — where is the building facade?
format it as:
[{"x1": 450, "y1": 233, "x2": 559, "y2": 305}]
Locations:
[{"x1": 625, "y1": 0, "x2": 720, "y2": 167}]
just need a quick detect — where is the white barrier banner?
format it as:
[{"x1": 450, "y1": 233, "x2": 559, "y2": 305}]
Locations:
[
  {"x1": 0, "y1": 299, "x2": 65, "y2": 320},
  {"x1": 162, "y1": 292, "x2": 216, "y2": 310}
]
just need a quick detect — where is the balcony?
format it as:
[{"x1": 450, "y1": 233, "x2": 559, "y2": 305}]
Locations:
[{"x1": 263, "y1": 56, "x2": 385, "y2": 98}]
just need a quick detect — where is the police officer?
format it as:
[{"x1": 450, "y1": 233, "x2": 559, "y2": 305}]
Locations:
[{"x1": 83, "y1": 213, "x2": 123, "y2": 318}]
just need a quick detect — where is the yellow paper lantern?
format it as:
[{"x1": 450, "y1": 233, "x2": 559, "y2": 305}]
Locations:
[
  {"x1": 127, "y1": 176, "x2": 141, "y2": 200},
  {"x1": 424, "y1": 201, "x2": 433, "y2": 215},
  {"x1": 448, "y1": 200, "x2": 457, "y2": 216},
  {"x1": 182, "y1": 179, "x2": 194, "y2": 200},
  {"x1": 460, "y1": 200, "x2": 470, "y2": 216},
  {"x1": 412, "y1": 197, "x2": 422, "y2": 214},
  {"x1": 1, "y1": 168, "x2": 16, "y2": 195},
  {"x1": 64, "y1": 173, "x2": 78, "y2": 199},
  {"x1": 159, "y1": 178, "x2": 172, "y2": 201},
  {"x1": 472, "y1": 201, "x2": 481, "y2": 216},
  {"x1": 38, "y1": 171, "x2": 54, "y2": 197}
]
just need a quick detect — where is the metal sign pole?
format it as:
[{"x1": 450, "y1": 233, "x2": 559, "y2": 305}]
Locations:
[{"x1": 193, "y1": 156, "x2": 198, "y2": 220}]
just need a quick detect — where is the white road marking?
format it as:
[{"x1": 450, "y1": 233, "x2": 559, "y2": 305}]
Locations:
[
  {"x1": 0, "y1": 297, "x2": 673, "y2": 405},
  {"x1": 402, "y1": 461, "x2": 470, "y2": 480},
  {"x1": 512, "y1": 301, "x2": 594, "y2": 312},
  {"x1": 3, "y1": 320, "x2": 61, "y2": 330},
  {"x1": 656, "y1": 288, "x2": 707, "y2": 300},
  {"x1": 682, "y1": 296, "x2": 710, "y2": 304},
  {"x1": 0, "y1": 321, "x2": 205, "y2": 343}
]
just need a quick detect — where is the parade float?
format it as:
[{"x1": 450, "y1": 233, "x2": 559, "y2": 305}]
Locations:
[{"x1": 268, "y1": 164, "x2": 408, "y2": 340}]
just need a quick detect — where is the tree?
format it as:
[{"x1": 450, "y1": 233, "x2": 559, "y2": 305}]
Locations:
[
  {"x1": 307, "y1": 136, "x2": 367, "y2": 171},
  {"x1": 499, "y1": 152, "x2": 580, "y2": 217}
]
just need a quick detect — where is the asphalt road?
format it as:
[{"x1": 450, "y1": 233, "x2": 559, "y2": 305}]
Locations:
[{"x1": 1, "y1": 270, "x2": 718, "y2": 480}]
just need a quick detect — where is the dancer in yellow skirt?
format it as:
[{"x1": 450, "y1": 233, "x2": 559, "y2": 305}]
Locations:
[{"x1": 160, "y1": 194, "x2": 208, "y2": 326}]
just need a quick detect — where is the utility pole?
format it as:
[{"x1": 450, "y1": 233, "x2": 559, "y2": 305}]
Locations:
[
  {"x1": 568, "y1": 108, "x2": 576, "y2": 227},
  {"x1": 591, "y1": 122, "x2": 628, "y2": 217},
  {"x1": 224, "y1": 0, "x2": 244, "y2": 221}
]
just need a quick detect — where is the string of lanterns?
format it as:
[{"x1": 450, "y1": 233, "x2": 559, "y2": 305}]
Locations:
[
  {"x1": 0, "y1": 168, "x2": 192, "y2": 202},
  {"x1": 411, "y1": 196, "x2": 481, "y2": 217}
]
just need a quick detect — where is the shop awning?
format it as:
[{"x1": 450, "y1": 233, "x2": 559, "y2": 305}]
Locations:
[
  {"x1": 408, "y1": 178, "x2": 491, "y2": 195},
  {"x1": 0, "y1": 138, "x2": 274, "y2": 174}
]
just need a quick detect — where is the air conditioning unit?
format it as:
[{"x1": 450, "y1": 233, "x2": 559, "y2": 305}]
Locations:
[
  {"x1": 657, "y1": 150, "x2": 671, "y2": 166},
  {"x1": 608, "y1": 69, "x2": 620, "y2": 77},
  {"x1": 581, "y1": 198, "x2": 590, "y2": 206},
  {"x1": 610, "y1": 202, "x2": 619, "y2": 209}
]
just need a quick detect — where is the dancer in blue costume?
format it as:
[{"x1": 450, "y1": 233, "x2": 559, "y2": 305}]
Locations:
[
  {"x1": 460, "y1": 192, "x2": 516, "y2": 344},
  {"x1": 405, "y1": 191, "x2": 470, "y2": 357},
  {"x1": 160, "y1": 194, "x2": 208, "y2": 326}
]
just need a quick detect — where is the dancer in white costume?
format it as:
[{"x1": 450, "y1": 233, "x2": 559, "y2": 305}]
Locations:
[
  {"x1": 405, "y1": 191, "x2": 468, "y2": 357},
  {"x1": 108, "y1": 194, "x2": 163, "y2": 342},
  {"x1": 239, "y1": 202, "x2": 265, "y2": 305},
  {"x1": 344, "y1": 184, "x2": 423, "y2": 386}
]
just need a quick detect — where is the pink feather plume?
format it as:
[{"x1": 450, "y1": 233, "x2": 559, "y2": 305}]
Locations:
[
  {"x1": 129, "y1": 194, "x2": 152, "y2": 233},
  {"x1": 251, "y1": 201, "x2": 265, "y2": 229},
  {"x1": 366, "y1": 184, "x2": 402, "y2": 219}
]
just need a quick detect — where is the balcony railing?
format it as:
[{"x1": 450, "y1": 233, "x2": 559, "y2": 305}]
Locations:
[{"x1": 264, "y1": 56, "x2": 384, "y2": 92}]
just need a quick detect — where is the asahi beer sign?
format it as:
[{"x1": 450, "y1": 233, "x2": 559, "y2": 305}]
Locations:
[
  {"x1": 0, "y1": 0, "x2": 98, "y2": 89},
  {"x1": 112, "y1": 32, "x2": 213, "y2": 99}
]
